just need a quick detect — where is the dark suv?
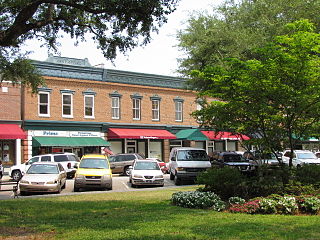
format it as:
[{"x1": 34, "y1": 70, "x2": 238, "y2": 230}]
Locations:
[
  {"x1": 109, "y1": 153, "x2": 144, "y2": 175},
  {"x1": 211, "y1": 151, "x2": 255, "y2": 172}
]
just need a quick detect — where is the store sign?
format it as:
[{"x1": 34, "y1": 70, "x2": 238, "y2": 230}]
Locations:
[
  {"x1": 139, "y1": 136, "x2": 158, "y2": 139},
  {"x1": 32, "y1": 130, "x2": 100, "y2": 137},
  {"x1": 70, "y1": 131, "x2": 100, "y2": 137}
]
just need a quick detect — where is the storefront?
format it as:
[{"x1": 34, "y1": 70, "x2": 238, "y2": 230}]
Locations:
[
  {"x1": 174, "y1": 129, "x2": 208, "y2": 150},
  {"x1": 28, "y1": 130, "x2": 110, "y2": 159},
  {"x1": 107, "y1": 128, "x2": 176, "y2": 161},
  {"x1": 201, "y1": 130, "x2": 250, "y2": 154},
  {"x1": 0, "y1": 124, "x2": 26, "y2": 165}
]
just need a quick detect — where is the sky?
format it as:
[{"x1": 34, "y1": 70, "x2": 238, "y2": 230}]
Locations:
[{"x1": 23, "y1": 0, "x2": 222, "y2": 77}]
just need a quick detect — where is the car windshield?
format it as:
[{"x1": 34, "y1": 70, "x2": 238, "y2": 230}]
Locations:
[
  {"x1": 223, "y1": 154, "x2": 244, "y2": 162},
  {"x1": 297, "y1": 152, "x2": 317, "y2": 159},
  {"x1": 79, "y1": 159, "x2": 109, "y2": 169},
  {"x1": 134, "y1": 161, "x2": 160, "y2": 170},
  {"x1": 27, "y1": 164, "x2": 59, "y2": 174},
  {"x1": 177, "y1": 150, "x2": 208, "y2": 161}
]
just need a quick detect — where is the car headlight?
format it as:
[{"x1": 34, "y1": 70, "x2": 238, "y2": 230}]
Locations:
[
  {"x1": 155, "y1": 175, "x2": 163, "y2": 179},
  {"x1": 102, "y1": 174, "x2": 112, "y2": 179},
  {"x1": 47, "y1": 180, "x2": 58, "y2": 184},
  {"x1": 19, "y1": 180, "x2": 29, "y2": 184},
  {"x1": 176, "y1": 167, "x2": 185, "y2": 171},
  {"x1": 75, "y1": 174, "x2": 85, "y2": 179},
  {"x1": 133, "y1": 174, "x2": 143, "y2": 178}
]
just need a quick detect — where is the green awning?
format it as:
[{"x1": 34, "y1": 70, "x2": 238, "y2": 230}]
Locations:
[
  {"x1": 32, "y1": 137, "x2": 110, "y2": 147},
  {"x1": 175, "y1": 129, "x2": 208, "y2": 141}
]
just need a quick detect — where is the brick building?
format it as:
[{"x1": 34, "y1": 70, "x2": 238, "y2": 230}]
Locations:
[
  {"x1": 0, "y1": 82, "x2": 26, "y2": 166},
  {"x1": 19, "y1": 56, "x2": 245, "y2": 163}
]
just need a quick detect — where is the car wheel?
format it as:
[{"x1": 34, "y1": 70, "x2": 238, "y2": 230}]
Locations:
[
  {"x1": 124, "y1": 166, "x2": 131, "y2": 176},
  {"x1": 73, "y1": 186, "x2": 80, "y2": 192},
  {"x1": 170, "y1": 171, "x2": 174, "y2": 180},
  {"x1": 131, "y1": 183, "x2": 136, "y2": 188},
  {"x1": 12, "y1": 170, "x2": 22, "y2": 181},
  {"x1": 174, "y1": 175, "x2": 182, "y2": 186}
]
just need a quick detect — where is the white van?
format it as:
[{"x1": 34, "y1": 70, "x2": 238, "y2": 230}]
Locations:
[{"x1": 168, "y1": 147, "x2": 211, "y2": 185}]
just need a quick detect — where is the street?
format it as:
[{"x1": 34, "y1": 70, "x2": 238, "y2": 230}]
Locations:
[{"x1": 0, "y1": 174, "x2": 185, "y2": 200}]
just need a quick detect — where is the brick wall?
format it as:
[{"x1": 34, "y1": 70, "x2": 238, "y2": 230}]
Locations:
[
  {"x1": 23, "y1": 76, "x2": 200, "y2": 126},
  {"x1": 0, "y1": 83, "x2": 21, "y2": 120}
]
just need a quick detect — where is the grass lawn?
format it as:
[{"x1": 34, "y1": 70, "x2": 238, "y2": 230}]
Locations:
[{"x1": 1, "y1": 186, "x2": 320, "y2": 240}]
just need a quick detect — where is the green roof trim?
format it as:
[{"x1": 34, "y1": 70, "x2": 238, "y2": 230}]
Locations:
[
  {"x1": 175, "y1": 129, "x2": 208, "y2": 141},
  {"x1": 32, "y1": 137, "x2": 110, "y2": 147}
]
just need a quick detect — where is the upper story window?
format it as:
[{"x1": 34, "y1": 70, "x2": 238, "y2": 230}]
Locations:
[
  {"x1": 83, "y1": 89, "x2": 96, "y2": 119},
  {"x1": 150, "y1": 95, "x2": 161, "y2": 121},
  {"x1": 174, "y1": 97, "x2": 184, "y2": 122},
  {"x1": 131, "y1": 93, "x2": 143, "y2": 121},
  {"x1": 109, "y1": 91, "x2": 122, "y2": 120},
  {"x1": 60, "y1": 90, "x2": 75, "y2": 118},
  {"x1": 112, "y1": 97, "x2": 120, "y2": 119},
  {"x1": 38, "y1": 88, "x2": 52, "y2": 117}
]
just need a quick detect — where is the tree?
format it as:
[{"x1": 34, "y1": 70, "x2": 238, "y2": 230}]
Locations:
[
  {"x1": 0, "y1": 0, "x2": 178, "y2": 92},
  {"x1": 191, "y1": 20, "x2": 320, "y2": 167},
  {"x1": 177, "y1": 0, "x2": 320, "y2": 76}
]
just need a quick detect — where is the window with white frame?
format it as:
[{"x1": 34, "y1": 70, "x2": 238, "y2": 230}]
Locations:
[
  {"x1": 84, "y1": 95, "x2": 94, "y2": 118},
  {"x1": 132, "y1": 98, "x2": 141, "y2": 120},
  {"x1": 175, "y1": 101, "x2": 183, "y2": 122},
  {"x1": 38, "y1": 91, "x2": 50, "y2": 117},
  {"x1": 62, "y1": 93, "x2": 73, "y2": 118},
  {"x1": 152, "y1": 100, "x2": 160, "y2": 121},
  {"x1": 111, "y1": 97, "x2": 120, "y2": 119}
]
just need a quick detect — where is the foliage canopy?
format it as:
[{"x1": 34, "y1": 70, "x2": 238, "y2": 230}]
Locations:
[
  {"x1": 0, "y1": 0, "x2": 178, "y2": 92},
  {"x1": 192, "y1": 20, "x2": 320, "y2": 162}
]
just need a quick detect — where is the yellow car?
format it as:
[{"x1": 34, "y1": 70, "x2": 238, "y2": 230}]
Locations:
[{"x1": 74, "y1": 154, "x2": 112, "y2": 192}]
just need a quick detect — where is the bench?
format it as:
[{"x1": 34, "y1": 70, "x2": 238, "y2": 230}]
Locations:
[{"x1": 0, "y1": 180, "x2": 19, "y2": 198}]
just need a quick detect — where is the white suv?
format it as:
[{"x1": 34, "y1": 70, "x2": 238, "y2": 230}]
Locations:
[
  {"x1": 282, "y1": 150, "x2": 320, "y2": 167},
  {"x1": 9, "y1": 153, "x2": 80, "y2": 181}
]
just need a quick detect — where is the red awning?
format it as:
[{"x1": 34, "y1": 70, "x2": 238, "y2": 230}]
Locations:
[
  {"x1": 201, "y1": 131, "x2": 250, "y2": 141},
  {"x1": 108, "y1": 128, "x2": 176, "y2": 139},
  {"x1": 0, "y1": 124, "x2": 26, "y2": 139}
]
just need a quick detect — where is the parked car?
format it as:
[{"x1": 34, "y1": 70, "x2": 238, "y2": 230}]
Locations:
[
  {"x1": 282, "y1": 150, "x2": 320, "y2": 167},
  {"x1": 73, "y1": 154, "x2": 112, "y2": 192},
  {"x1": 243, "y1": 151, "x2": 282, "y2": 167},
  {"x1": 129, "y1": 159, "x2": 164, "y2": 187},
  {"x1": 108, "y1": 153, "x2": 144, "y2": 175},
  {"x1": 9, "y1": 152, "x2": 79, "y2": 181},
  {"x1": 211, "y1": 151, "x2": 255, "y2": 172},
  {"x1": 146, "y1": 158, "x2": 168, "y2": 173},
  {"x1": 19, "y1": 162, "x2": 67, "y2": 196},
  {"x1": 168, "y1": 147, "x2": 211, "y2": 185}
]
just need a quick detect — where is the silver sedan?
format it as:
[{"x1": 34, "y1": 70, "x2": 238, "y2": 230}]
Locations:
[{"x1": 19, "y1": 162, "x2": 67, "y2": 195}]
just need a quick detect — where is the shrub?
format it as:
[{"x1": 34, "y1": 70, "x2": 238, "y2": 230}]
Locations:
[
  {"x1": 296, "y1": 165, "x2": 320, "y2": 186},
  {"x1": 271, "y1": 195, "x2": 298, "y2": 214},
  {"x1": 258, "y1": 198, "x2": 277, "y2": 214},
  {"x1": 171, "y1": 191, "x2": 226, "y2": 211},
  {"x1": 229, "y1": 200, "x2": 260, "y2": 214},
  {"x1": 197, "y1": 167, "x2": 248, "y2": 200},
  {"x1": 228, "y1": 196, "x2": 245, "y2": 205},
  {"x1": 296, "y1": 196, "x2": 320, "y2": 214},
  {"x1": 283, "y1": 181, "x2": 317, "y2": 195}
]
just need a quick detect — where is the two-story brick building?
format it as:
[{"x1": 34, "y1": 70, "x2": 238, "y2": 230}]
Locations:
[{"x1": 19, "y1": 56, "x2": 245, "y2": 163}]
